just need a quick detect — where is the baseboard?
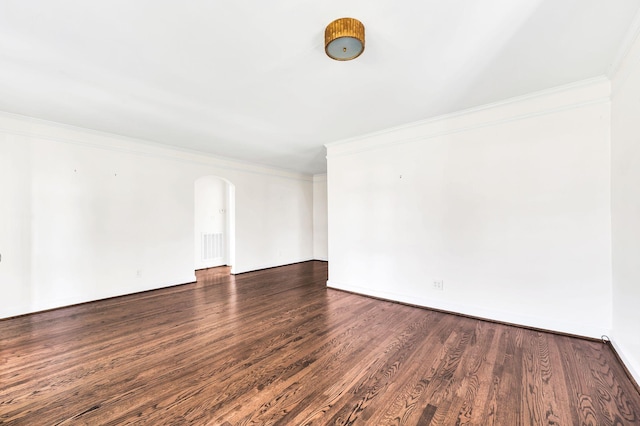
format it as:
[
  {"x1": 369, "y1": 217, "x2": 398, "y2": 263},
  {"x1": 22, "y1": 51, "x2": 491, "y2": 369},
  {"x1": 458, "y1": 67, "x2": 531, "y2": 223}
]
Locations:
[
  {"x1": 609, "y1": 337, "x2": 640, "y2": 392},
  {"x1": 195, "y1": 265, "x2": 230, "y2": 272},
  {"x1": 232, "y1": 258, "x2": 317, "y2": 275},
  {"x1": 0, "y1": 274, "x2": 197, "y2": 320},
  {"x1": 326, "y1": 280, "x2": 608, "y2": 341}
]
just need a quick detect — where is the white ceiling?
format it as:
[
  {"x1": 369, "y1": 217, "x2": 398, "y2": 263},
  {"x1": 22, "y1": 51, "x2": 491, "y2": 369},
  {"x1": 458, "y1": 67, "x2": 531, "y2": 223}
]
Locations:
[{"x1": 1, "y1": 1, "x2": 639, "y2": 174}]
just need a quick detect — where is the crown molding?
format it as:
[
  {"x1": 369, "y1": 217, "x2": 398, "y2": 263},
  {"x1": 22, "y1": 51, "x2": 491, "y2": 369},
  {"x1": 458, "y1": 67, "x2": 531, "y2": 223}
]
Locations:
[
  {"x1": 326, "y1": 76, "x2": 610, "y2": 158},
  {"x1": 608, "y1": 6, "x2": 640, "y2": 80},
  {"x1": 610, "y1": 9, "x2": 640, "y2": 99},
  {"x1": 0, "y1": 110, "x2": 313, "y2": 182}
]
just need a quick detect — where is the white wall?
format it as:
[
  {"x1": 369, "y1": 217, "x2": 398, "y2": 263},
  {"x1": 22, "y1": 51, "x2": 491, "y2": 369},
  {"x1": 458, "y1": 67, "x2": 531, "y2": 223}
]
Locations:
[
  {"x1": 326, "y1": 79, "x2": 613, "y2": 338},
  {"x1": 313, "y1": 174, "x2": 328, "y2": 261},
  {"x1": 0, "y1": 135, "x2": 32, "y2": 312},
  {"x1": 0, "y1": 113, "x2": 314, "y2": 318},
  {"x1": 611, "y1": 22, "x2": 640, "y2": 384}
]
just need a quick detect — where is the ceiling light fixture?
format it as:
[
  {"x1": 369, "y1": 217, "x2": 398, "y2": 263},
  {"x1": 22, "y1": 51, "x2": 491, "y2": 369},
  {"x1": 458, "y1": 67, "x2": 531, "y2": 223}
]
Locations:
[{"x1": 325, "y1": 18, "x2": 365, "y2": 61}]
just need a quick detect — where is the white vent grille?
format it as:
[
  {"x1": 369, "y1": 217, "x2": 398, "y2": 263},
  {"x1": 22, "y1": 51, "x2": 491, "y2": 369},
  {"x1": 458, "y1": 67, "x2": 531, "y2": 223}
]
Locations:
[{"x1": 202, "y1": 232, "x2": 223, "y2": 260}]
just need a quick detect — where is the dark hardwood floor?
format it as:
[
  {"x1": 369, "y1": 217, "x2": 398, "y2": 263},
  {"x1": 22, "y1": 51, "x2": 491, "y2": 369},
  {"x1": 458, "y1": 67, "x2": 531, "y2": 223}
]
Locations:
[{"x1": 1, "y1": 261, "x2": 639, "y2": 425}]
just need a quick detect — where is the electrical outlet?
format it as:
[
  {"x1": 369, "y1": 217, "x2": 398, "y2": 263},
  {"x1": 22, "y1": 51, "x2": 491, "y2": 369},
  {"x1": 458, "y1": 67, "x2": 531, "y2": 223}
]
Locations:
[
  {"x1": 433, "y1": 280, "x2": 444, "y2": 291},
  {"x1": 136, "y1": 269, "x2": 142, "y2": 278}
]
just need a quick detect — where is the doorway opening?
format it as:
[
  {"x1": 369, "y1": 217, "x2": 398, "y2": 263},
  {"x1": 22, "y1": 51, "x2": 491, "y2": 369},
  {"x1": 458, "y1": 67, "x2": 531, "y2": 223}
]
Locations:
[{"x1": 194, "y1": 176, "x2": 235, "y2": 274}]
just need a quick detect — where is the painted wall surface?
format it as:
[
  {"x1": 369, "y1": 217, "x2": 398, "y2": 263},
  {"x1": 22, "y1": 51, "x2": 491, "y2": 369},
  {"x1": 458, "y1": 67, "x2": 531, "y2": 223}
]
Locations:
[
  {"x1": 611, "y1": 26, "x2": 640, "y2": 384},
  {"x1": 0, "y1": 114, "x2": 313, "y2": 318},
  {"x1": 326, "y1": 79, "x2": 612, "y2": 338},
  {"x1": 0, "y1": 135, "x2": 32, "y2": 312},
  {"x1": 313, "y1": 174, "x2": 328, "y2": 261}
]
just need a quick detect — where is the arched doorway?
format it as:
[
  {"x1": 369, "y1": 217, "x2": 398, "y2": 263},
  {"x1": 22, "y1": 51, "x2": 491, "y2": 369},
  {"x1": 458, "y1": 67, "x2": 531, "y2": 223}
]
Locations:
[{"x1": 194, "y1": 176, "x2": 235, "y2": 273}]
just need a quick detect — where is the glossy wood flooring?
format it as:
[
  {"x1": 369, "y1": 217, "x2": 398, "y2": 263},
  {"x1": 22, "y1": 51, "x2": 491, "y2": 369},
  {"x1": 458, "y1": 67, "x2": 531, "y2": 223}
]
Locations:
[{"x1": 2, "y1": 261, "x2": 639, "y2": 425}]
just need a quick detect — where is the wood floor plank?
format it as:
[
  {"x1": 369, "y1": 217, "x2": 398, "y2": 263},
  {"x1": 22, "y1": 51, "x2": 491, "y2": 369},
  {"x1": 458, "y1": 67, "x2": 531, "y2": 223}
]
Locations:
[{"x1": 1, "y1": 261, "x2": 639, "y2": 425}]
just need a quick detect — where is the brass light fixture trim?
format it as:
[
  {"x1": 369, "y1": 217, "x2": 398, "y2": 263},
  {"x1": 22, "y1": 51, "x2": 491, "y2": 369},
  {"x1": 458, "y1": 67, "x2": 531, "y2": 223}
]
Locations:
[{"x1": 325, "y1": 17, "x2": 365, "y2": 61}]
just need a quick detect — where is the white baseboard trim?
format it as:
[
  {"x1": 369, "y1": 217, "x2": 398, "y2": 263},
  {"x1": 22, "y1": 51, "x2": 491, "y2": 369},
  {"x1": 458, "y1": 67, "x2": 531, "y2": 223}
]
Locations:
[
  {"x1": 326, "y1": 280, "x2": 608, "y2": 340},
  {"x1": 0, "y1": 274, "x2": 197, "y2": 319},
  {"x1": 232, "y1": 258, "x2": 316, "y2": 275},
  {"x1": 610, "y1": 337, "x2": 640, "y2": 388}
]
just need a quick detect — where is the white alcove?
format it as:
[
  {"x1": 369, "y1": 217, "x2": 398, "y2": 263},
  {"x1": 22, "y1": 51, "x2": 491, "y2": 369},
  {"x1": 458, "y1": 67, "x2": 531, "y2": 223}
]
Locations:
[{"x1": 194, "y1": 176, "x2": 235, "y2": 272}]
